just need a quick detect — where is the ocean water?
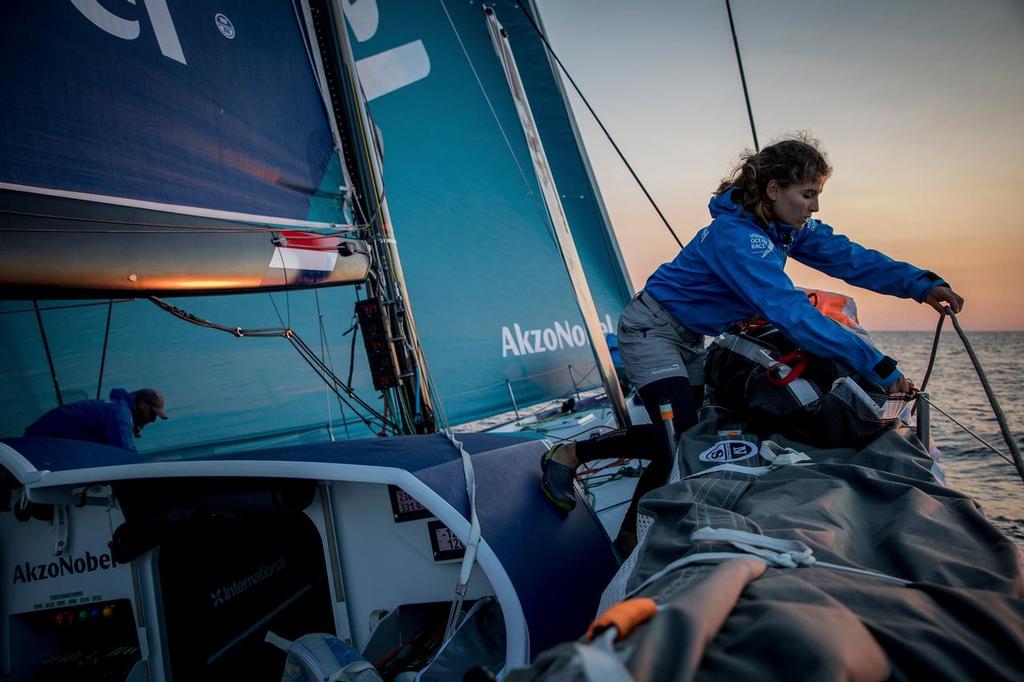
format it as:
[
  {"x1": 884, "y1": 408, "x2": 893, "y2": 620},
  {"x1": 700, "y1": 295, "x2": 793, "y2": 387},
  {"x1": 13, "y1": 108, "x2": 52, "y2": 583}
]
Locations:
[{"x1": 872, "y1": 331, "x2": 1024, "y2": 543}]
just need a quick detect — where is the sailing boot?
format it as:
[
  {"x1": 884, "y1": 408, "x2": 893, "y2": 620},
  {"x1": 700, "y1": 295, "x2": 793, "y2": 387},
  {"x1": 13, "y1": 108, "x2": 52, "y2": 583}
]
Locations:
[{"x1": 540, "y1": 444, "x2": 577, "y2": 511}]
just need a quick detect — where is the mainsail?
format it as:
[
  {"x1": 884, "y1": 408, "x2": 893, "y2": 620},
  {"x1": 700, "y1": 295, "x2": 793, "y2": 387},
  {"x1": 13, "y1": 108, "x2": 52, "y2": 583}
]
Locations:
[{"x1": 1, "y1": 0, "x2": 369, "y2": 296}]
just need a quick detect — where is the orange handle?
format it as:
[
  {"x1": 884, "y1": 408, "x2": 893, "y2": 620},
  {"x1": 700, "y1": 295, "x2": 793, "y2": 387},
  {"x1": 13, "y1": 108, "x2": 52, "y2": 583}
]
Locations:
[{"x1": 585, "y1": 597, "x2": 657, "y2": 643}]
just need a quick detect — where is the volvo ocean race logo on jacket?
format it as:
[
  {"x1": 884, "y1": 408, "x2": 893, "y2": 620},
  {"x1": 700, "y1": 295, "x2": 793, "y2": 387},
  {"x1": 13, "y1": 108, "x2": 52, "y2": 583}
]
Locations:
[
  {"x1": 12, "y1": 550, "x2": 118, "y2": 584},
  {"x1": 750, "y1": 233, "x2": 774, "y2": 258}
]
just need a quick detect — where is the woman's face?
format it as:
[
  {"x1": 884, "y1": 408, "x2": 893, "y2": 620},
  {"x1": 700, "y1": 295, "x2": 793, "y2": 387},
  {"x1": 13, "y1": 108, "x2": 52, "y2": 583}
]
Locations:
[{"x1": 768, "y1": 177, "x2": 824, "y2": 228}]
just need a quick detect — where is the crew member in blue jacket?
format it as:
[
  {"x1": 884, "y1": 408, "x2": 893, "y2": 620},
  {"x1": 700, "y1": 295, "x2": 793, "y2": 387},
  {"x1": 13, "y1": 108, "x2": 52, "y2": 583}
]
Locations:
[
  {"x1": 541, "y1": 135, "x2": 963, "y2": 554},
  {"x1": 24, "y1": 388, "x2": 168, "y2": 453}
]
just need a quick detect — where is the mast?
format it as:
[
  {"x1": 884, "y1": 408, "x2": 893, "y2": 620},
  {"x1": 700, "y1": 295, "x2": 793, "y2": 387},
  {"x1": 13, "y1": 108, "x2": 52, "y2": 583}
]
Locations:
[{"x1": 311, "y1": 0, "x2": 437, "y2": 433}]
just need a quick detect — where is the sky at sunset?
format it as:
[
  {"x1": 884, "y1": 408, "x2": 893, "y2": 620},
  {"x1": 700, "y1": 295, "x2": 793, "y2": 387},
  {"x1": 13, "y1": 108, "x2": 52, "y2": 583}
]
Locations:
[{"x1": 537, "y1": 0, "x2": 1024, "y2": 331}]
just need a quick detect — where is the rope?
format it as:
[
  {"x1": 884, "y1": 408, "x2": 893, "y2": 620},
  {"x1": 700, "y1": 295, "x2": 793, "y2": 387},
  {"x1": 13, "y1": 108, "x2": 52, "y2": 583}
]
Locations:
[
  {"x1": 513, "y1": 0, "x2": 682, "y2": 248},
  {"x1": 624, "y1": 527, "x2": 910, "y2": 601},
  {"x1": 343, "y1": 318, "x2": 359, "y2": 388},
  {"x1": 910, "y1": 311, "x2": 945, "y2": 418},
  {"x1": 945, "y1": 311, "x2": 1024, "y2": 484},
  {"x1": 440, "y1": 430, "x2": 482, "y2": 644},
  {"x1": 918, "y1": 308, "x2": 946, "y2": 393},
  {"x1": 33, "y1": 300, "x2": 63, "y2": 406},
  {"x1": 316, "y1": 289, "x2": 351, "y2": 438}
]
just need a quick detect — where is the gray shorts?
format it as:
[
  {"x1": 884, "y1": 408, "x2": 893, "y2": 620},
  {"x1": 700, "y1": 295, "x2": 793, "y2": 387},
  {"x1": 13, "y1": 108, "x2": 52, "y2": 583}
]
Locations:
[{"x1": 617, "y1": 291, "x2": 706, "y2": 388}]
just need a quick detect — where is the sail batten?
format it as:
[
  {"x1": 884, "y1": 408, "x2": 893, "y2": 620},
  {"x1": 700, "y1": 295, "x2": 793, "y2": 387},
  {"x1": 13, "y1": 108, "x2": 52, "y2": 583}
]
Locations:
[{"x1": 0, "y1": 182, "x2": 352, "y2": 230}]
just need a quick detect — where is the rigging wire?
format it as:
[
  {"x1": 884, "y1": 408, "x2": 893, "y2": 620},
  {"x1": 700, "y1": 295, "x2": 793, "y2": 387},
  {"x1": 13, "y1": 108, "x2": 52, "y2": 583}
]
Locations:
[
  {"x1": 920, "y1": 395, "x2": 1015, "y2": 469},
  {"x1": 96, "y1": 300, "x2": 113, "y2": 400},
  {"x1": 33, "y1": 300, "x2": 63, "y2": 406},
  {"x1": 282, "y1": 259, "x2": 292, "y2": 329},
  {"x1": 268, "y1": 292, "x2": 287, "y2": 328},
  {"x1": 724, "y1": 0, "x2": 760, "y2": 151},
  {"x1": 314, "y1": 289, "x2": 335, "y2": 438},
  {"x1": 513, "y1": 0, "x2": 683, "y2": 248},
  {"x1": 147, "y1": 296, "x2": 401, "y2": 435},
  {"x1": 291, "y1": 0, "x2": 324, "y2": 99},
  {"x1": 439, "y1": 0, "x2": 552, "y2": 237},
  {"x1": 0, "y1": 299, "x2": 134, "y2": 315},
  {"x1": 288, "y1": 331, "x2": 400, "y2": 436},
  {"x1": 913, "y1": 308, "x2": 1022, "y2": 484},
  {"x1": 944, "y1": 310, "x2": 1024, "y2": 484}
]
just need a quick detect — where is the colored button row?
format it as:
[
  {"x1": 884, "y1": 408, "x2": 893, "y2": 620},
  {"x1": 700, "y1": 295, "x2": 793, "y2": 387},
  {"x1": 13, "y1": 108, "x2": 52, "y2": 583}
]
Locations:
[{"x1": 54, "y1": 604, "x2": 115, "y2": 624}]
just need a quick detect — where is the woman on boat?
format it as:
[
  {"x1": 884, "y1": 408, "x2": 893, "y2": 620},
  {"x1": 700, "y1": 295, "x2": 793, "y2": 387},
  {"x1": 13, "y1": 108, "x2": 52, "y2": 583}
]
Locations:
[{"x1": 541, "y1": 133, "x2": 964, "y2": 554}]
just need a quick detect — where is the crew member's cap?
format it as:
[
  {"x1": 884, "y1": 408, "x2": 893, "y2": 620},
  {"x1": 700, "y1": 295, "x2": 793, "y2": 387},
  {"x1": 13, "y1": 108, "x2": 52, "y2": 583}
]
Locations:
[{"x1": 136, "y1": 388, "x2": 168, "y2": 419}]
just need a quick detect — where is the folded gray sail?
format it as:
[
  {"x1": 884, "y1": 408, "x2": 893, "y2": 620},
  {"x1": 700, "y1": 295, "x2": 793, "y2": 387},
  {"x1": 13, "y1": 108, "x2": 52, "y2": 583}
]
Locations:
[{"x1": 510, "y1": 421, "x2": 1024, "y2": 680}]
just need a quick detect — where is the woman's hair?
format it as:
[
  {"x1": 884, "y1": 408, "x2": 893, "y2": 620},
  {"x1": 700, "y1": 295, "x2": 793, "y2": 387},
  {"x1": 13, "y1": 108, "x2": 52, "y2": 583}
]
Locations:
[{"x1": 716, "y1": 132, "x2": 832, "y2": 223}]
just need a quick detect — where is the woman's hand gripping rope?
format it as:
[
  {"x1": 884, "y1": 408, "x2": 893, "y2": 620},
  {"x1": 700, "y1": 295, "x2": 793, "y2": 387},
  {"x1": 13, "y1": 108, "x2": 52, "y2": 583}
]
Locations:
[{"x1": 924, "y1": 285, "x2": 964, "y2": 315}]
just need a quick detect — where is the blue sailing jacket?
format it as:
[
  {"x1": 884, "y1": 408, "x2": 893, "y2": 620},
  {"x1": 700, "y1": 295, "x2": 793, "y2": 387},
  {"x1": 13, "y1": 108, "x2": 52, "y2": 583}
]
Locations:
[
  {"x1": 23, "y1": 388, "x2": 138, "y2": 451},
  {"x1": 645, "y1": 189, "x2": 944, "y2": 387}
]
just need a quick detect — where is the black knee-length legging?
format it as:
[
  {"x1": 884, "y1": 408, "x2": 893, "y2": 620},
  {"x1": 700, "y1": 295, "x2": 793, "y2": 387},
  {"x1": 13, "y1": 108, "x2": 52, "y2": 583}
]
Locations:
[{"x1": 574, "y1": 375, "x2": 703, "y2": 545}]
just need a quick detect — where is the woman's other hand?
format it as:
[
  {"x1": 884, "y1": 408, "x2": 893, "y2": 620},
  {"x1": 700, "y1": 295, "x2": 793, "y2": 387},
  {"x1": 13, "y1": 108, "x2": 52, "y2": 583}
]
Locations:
[{"x1": 925, "y1": 285, "x2": 964, "y2": 314}]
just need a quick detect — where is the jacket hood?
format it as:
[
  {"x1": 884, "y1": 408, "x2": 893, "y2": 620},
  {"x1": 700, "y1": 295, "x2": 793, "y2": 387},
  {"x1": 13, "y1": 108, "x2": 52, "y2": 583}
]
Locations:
[
  {"x1": 109, "y1": 388, "x2": 132, "y2": 405},
  {"x1": 708, "y1": 187, "x2": 746, "y2": 220}
]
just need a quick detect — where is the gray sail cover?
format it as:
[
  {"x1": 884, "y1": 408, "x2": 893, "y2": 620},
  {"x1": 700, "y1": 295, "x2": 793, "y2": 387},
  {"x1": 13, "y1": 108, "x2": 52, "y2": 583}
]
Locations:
[{"x1": 510, "y1": 419, "x2": 1024, "y2": 681}]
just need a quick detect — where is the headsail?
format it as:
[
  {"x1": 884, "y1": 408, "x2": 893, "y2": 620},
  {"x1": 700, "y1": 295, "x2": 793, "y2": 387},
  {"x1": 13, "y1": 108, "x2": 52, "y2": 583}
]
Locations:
[{"x1": 346, "y1": 0, "x2": 633, "y2": 425}]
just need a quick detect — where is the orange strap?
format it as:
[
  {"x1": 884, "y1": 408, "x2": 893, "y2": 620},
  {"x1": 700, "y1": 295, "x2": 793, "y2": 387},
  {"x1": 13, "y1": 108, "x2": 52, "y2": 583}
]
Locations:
[{"x1": 585, "y1": 598, "x2": 657, "y2": 643}]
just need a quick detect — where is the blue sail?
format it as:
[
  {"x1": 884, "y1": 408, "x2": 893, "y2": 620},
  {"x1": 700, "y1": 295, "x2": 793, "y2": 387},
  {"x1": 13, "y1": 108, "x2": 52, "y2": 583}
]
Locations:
[
  {"x1": 346, "y1": 0, "x2": 632, "y2": 424},
  {"x1": 0, "y1": 0, "x2": 346, "y2": 224}
]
